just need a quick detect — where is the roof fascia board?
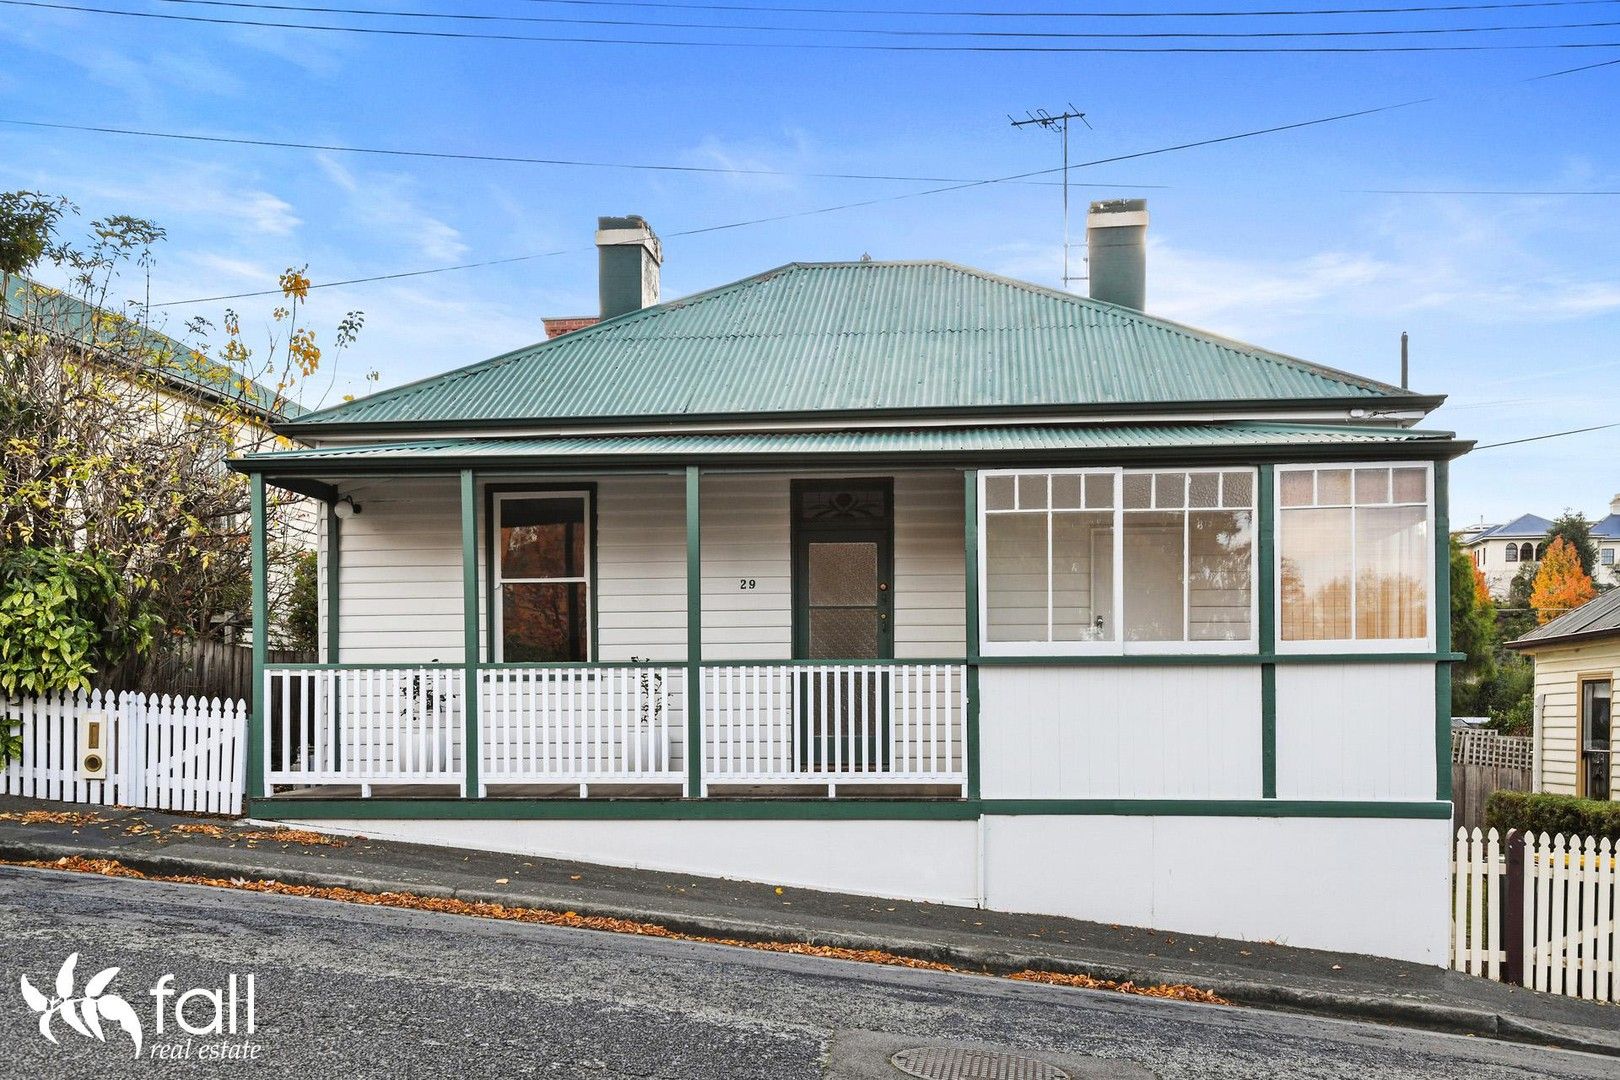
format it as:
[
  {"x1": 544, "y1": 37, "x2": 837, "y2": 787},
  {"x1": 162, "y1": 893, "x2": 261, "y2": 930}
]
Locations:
[
  {"x1": 1507, "y1": 627, "x2": 1620, "y2": 651},
  {"x1": 276, "y1": 396, "x2": 1445, "y2": 442},
  {"x1": 231, "y1": 439, "x2": 1473, "y2": 478}
]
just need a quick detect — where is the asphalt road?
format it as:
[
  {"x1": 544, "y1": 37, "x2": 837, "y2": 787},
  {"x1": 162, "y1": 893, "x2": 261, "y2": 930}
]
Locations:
[{"x1": 0, "y1": 867, "x2": 1611, "y2": 1080}]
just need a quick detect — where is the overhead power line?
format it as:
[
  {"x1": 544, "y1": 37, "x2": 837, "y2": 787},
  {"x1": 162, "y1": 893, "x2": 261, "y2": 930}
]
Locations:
[
  {"x1": 1473, "y1": 422, "x2": 1620, "y2": 449},
  {"x1": 131, "y1": 0, "x2": 1620, "y2": 40},
  {"x1": 1360, "y1": 186, "x2": 1620, "y2": 193},
  {"x1": 509, "y1": 0, "x2": 1620, "y2": 15},
  {"x1": 10, "y1": 0, "x2": 1620, "y2": 51},
  {"x1": 0, "y1": 118, "x2": 1166, "y2": 188},
  {"x1": 152, "y1": 97, "x2": 1430, "y2": 306}
]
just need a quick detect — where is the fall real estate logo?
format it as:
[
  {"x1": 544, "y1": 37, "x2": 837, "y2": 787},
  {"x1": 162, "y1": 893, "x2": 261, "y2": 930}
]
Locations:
[{"x1": 20, "y1": 953, "x2": 263, "y2": 1062}]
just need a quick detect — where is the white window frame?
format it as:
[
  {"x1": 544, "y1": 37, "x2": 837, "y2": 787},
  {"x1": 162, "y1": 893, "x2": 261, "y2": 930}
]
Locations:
[
  {"x1": 977, "y1": 467, "x2": 1259, "y2": 657},
  {"x1": 1273, "y1": 461, "x2": 1435, "y2": 656},
  {"x1": 491, "y1": 490, "x2": 593, "y2": 663}
]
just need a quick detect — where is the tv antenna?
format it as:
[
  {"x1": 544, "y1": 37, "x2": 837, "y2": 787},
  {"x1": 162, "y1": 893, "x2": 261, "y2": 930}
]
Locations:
[{"x1": 1009, "y1": 105, "x2": 1091, "y2": 288}]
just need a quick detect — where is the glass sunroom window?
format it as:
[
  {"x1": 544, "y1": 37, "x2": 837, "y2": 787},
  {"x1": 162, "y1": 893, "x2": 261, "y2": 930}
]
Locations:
[
  {"x1": 1277, "y1": 465, "x2": 1431, "y2": 648},
  {"x1": 494, "y1": 492, "x2": 591, "y2": 662},
  {"x1": 981, "y1": 469, "x2": 1254, "y2": 652}
]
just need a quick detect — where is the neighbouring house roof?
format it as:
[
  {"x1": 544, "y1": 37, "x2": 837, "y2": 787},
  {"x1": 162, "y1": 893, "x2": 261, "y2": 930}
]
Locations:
[
  {"x1": 2, "y1": 275, "x2": 305, "y2": 422},
  {"x1": 1471, "y1": 513, "x2": 1554, "y2": 542},
  {"x1": 1593, "y1": 514, "x2": 1620, "y2": 540},
  {"x1": 280, "y1": 261, "x2": 1434, "y2": 434},
  {"x1": 1509, "y1": 588, "x2": 1620, "y2": 650},
  {"x1": 233, "y1": 421, "x2": 1462, "y2": 474}
]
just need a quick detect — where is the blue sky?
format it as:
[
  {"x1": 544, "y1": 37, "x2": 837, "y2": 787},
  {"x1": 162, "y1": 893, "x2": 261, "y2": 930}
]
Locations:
[{"x1": 2, "y1": 1, "x2": 1616, "y2": 526}]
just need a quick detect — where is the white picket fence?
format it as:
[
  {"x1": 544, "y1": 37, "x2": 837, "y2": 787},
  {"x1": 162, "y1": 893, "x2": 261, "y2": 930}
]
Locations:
[
  {"x1": 1452, "y1": 828, "x2": 1619, "y2": 1002},
  {"x1": 1, "y1": 690, "x2": 248, "y2": 815}
]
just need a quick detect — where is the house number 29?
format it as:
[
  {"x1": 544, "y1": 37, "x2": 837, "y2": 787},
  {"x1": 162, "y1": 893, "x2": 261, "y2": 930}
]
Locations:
[{"x1": 739, "y1": 578, "x2": 756, "y2": 590}]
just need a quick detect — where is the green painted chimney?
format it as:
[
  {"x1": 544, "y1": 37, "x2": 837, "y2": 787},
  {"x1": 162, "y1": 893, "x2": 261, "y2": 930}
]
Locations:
[
  {"x1": 1086, "y1": 199, "x2": 1148, "y2": 311},
  {"x1": 596, "y1": 215, "x2": 662, "y2": 320}
]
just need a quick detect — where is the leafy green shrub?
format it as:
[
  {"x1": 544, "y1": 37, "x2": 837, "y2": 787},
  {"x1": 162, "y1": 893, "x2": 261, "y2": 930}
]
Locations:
[
  {"x1": 0, "y1": 546, "x2": 158, "y2": 697},
  {"x1": 286, "y1": 550, "x2": 319, "y2": 653},
  {"x1": 1485, "y1": 791, "x2": 1620, "y2": 842}
]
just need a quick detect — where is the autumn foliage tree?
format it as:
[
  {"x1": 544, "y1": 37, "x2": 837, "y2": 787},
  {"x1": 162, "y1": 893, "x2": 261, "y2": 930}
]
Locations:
[{"x1": 1530, "y1": 536, "x2": 1597, "y2": 625}]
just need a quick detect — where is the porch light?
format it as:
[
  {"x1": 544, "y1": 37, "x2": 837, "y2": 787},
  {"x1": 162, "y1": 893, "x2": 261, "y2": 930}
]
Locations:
[{"x1": 331, "y1": 495, "x2": 361, "y2": 520}]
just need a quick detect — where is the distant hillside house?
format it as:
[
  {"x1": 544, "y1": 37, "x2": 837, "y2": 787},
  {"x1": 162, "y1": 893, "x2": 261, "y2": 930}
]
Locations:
[
  {"x1": 1462, "y1": 497, "x2": 1620, "y2": 598},
  {"x1": 232, "y1": 206, "x2": 1471, "y2": 965}
]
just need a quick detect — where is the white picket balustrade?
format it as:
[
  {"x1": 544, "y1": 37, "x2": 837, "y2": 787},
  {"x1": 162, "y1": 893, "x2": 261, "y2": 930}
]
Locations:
[
  {"x1": 700, "y1": 663, "x2": 967, "y2": 795},
  {"x1": 1, "y1": 690, "x2": 246, "y2": 814},
  {"x1": 479, "y1": 666, "x2": 685, "y2": 795},
  {"x1": 1451, "y1": 827, "x2": 1618, "y2": 1003},
  {"x1": 264, "y1": 667, "x2": 464, "y2": 792}
]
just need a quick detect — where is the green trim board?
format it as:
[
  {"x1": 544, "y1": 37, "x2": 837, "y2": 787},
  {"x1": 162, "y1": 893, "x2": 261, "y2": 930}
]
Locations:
[
  {"x1": 685, "y1": 466, "x2": 702, "y2": 798},
  {"x1": 482, "y1": 481, "x2": 600, "y2": 664},
  {"x1": 250, "y1": 796, "x2": 1452, "y2": 822},
  {"x1": 973, "y1": 652, "x2": 1463, "y2": 666},
  {"x1": 325, "y1": 504, "x2": 341, "y2": 664},
  {"x1": 1434, "y1": 459, "x2": 1453, "y2": 803},
  {"x1": 963, "y1": 469, "x2": 981, "y2": 801},
  {"x1": 236, "y1": 423, "x2": 1469, "y2": 477},
  {"x1": 248, "y1": 474, "x2": 268, "y2": 802},
  {"x1": 460, "y1": 470, "x2": 481, "y2": 799},
  {"x1": 1258, "y1": 465, "x2": 1277, "y2": 799}
]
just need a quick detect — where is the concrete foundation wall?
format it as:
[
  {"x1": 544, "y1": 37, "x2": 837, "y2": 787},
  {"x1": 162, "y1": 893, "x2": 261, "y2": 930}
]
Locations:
[{"x1": 288, "y1": 813, "x2": 1451, "y2": 965}]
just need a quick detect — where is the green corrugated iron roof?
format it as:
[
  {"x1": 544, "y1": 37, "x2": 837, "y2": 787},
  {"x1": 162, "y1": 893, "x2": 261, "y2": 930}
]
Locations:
[
  {"x1": 3, "y1": 275, "x2": 305, "y2": 420},
  {"x1": 234, "y1": 422, "x2": 1461, "y2": 472},
  {"x1": 284, "y1": 261, "x2": 1426, "y2": 432}
]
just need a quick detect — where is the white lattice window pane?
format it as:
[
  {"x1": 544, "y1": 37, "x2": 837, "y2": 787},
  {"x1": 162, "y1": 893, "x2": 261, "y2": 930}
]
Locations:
[
  {"x1": 1122, "y1": 510, "x2": 1186, "y2": 642},
  {"x1": 985, "y1": 513, "x2": 1049, "y2": 642},
  {"x1": 1053, "y1": 511, "x2": 1114, "y2": 642},
  {"x1": 1189, "y1": 510, "x2": 1254, "y2": 641},
  {"x1": 1280, "y1": 506, "x2": 1353, "y2": 641},
  {"x1": 1354, "y1": 505, "x2": 1428, "y2": 640}
]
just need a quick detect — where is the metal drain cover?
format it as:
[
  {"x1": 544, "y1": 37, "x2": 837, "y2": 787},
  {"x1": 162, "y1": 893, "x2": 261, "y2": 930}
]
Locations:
[{"x1": 890, "y1": 1046, "x2": 1070, "y2": 1080}]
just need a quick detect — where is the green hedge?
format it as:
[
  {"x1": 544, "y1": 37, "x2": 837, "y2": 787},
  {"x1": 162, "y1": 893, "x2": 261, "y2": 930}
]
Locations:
[{"x1": 1484, "y1": 791, "x2": 1620, "y2": 842}]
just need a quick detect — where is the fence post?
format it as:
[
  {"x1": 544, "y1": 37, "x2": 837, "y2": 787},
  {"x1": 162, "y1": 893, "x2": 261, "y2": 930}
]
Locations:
[{"x1": 1503, "y1": 828, "x2": 1525, "y2": 986}]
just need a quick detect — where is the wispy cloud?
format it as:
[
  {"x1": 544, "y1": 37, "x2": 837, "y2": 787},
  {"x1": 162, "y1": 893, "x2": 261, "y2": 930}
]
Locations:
[{"x1": 315, "y1": 155, "x2": 468, "y2": 261}]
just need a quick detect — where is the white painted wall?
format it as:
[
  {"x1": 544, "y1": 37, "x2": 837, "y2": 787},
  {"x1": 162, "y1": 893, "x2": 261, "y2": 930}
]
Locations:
[
  {"x1": 1274, "y1": 663, "x2": 1436, "y2": 801},
  {"x1": 597, "y1": 474, "x2": 687, "y2": 663},
  {"x1": 331, "y1": 476, "x2": 466, "y2": 664},
  {"x1": 981, "y1": 815, "x2": 1452, "y2": 964},
  {"x1": 286, "y1": 812, "x2": 1451, "y2": 964},
  {"x1": 978, "y1": 666, "x2": 1263, "y2": 799}
]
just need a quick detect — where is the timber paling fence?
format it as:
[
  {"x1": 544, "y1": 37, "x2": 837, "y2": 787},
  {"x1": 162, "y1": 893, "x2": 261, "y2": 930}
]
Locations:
[
  {"x1": 1451, "y1": 828, "x2": 1619, "y2": 1003},
  {"x1": 1450, "y1": 730, "x2": 1533, "y2": 830},
  {"x1": 1, "y1": 691, "x2": 247, "y2": 815}
]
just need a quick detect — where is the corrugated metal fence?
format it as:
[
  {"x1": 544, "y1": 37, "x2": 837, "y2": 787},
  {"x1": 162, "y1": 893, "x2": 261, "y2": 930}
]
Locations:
[{"x1": 2, "y1": 691, "x2": 248, "y2": 815}]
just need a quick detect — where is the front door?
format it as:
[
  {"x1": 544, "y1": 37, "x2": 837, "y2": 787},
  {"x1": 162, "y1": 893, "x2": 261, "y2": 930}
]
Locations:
[{"x1": 791, "y1": 479, "x2": 893, "y2": 772}]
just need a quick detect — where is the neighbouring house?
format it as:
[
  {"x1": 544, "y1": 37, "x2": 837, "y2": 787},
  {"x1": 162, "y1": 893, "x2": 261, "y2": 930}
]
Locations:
[
  {"x1": 1, "y1": 275, "x2": 317, "y2": 641},
  {"x1": 1461, "y1": 498, "x2": 1620, "y2": 598},
  {"x1": 231, "y1": 204, "x2": 1467, "y2": 964},
  {"x1": 1508, "y1": 588, "x2": 1619, "y2": 801}
]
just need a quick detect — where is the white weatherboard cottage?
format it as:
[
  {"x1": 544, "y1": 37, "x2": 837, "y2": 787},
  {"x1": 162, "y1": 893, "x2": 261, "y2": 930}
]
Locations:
[{"x1": 233, "y1": 208, "x2": 1468, "y2": 964}]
